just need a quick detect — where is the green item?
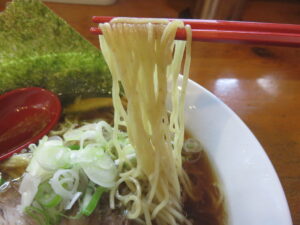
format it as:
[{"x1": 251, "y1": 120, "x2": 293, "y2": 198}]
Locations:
[
  {"x1": 36, "y1": 182, "x2": 62, "y2": 208},
  {"x1": 67, "y1": 144, "x2": 80, "y2": 150},
  {"x1": 0, "y1": 0, "x2": 112, "y2": 104},
  {"x1": 81, "y1": 185, "x2": 106, "y2": 216},
  {"x1": 25, "y1": 205, "x2": 61, "y2": 225},
  {"x1": 0, "y1": 173, "x2": 5, "y2": 186}
]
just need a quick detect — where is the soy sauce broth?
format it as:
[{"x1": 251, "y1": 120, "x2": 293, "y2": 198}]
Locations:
[{"x1": 183, "y1": 135, "x2": 228, "y2": 225}]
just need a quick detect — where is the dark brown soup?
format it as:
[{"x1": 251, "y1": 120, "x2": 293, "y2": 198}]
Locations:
[{"x1": 183, "y1": 145, "x2": 227, "y2": 225}]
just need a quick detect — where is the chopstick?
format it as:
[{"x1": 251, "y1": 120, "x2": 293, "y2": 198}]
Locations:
[{"x1": 91, "y1": 16, "x2": 300, "y2": 47}]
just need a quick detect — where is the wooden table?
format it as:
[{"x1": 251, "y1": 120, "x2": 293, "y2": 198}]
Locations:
[{"x1": 1, "y1": 0, "x2": 299, "y2": 224}]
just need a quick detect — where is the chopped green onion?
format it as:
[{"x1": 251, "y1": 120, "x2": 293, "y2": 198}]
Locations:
[
  {"x1": 183, "y1": 138, "x2": 202, "y2": 153},
  {"x1": 21, "y1": 121, "x2": 122, "y2": 220},
  {"x1": 0, "y1": 176, "x2": 5, "y2": 186},
  {"x1": 25, "y1": 206, "x2": 46, "y2": 225},
  {"x1": 81, "y1": 185, "x2": 106, "y2": 216},
  {"x1": 36, "y1": 182, "x2": 62, "y2": 208},
  {"x1": 25, "y1": 205, "x2": 61, "y2": 225},
  {"x1": 68, "y1": 144, "x2": 80, "y2": 150}
]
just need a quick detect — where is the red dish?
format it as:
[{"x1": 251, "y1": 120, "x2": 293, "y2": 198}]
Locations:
[{"x1": 0, "y1": 87, "x2": 61, "y2": 161}]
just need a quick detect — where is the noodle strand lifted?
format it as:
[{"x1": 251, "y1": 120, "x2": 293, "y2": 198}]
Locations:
[{"x1": 99, "y1": 18, "x2": 192, "y2": 225}]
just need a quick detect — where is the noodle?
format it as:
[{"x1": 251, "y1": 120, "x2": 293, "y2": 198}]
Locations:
[{"x1": 99, "y1": 18, "x2": 192, "y2": 225}]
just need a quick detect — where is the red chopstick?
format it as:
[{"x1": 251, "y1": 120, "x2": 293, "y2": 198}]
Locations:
[{"x1": 91, "y1": 16, "x2": 300, "y2": 47}]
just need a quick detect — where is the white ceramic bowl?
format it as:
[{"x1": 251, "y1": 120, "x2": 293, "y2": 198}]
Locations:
[{"x1": 183, "y1": 79, "x2": 292, "y2": 225}]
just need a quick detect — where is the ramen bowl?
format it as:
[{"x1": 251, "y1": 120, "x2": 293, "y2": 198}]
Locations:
[{"x1": 183, "y1": 79, "x2": 292, "y2": 225}]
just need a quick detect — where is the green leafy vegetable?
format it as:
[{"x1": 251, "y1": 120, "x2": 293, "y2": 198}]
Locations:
[{"x1": 0, "y1": 0, "x2": 112, "y2": 104}]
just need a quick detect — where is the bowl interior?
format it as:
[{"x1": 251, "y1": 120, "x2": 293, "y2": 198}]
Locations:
[{"x1": 183, "y1": 79, "x2": 292, "y2": 225}]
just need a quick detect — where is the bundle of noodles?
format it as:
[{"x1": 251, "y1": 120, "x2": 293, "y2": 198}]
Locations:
[{"x1": 99, "y1": 18, "x2": 193, "y2": 225}]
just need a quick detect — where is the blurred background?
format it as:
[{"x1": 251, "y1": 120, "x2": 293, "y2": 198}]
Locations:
[
  {"x1": 1, "y1": 0, "x2": 299, "y2": 43},
  {"x1": 0, "y1": 0, "x2": 299, "y2": 224},
  {"x1": 35, "y1": 0, "x2": 300, "y2": 45}
]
